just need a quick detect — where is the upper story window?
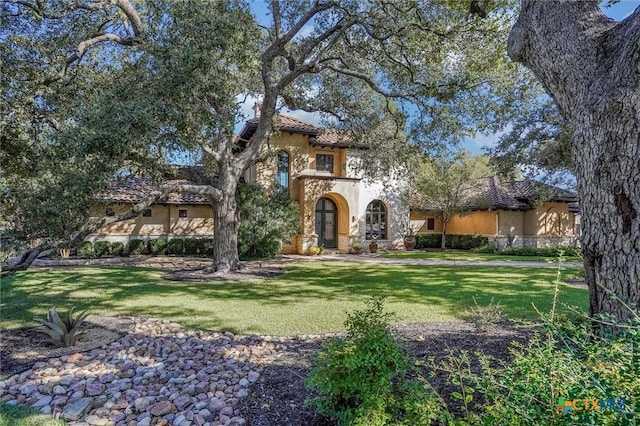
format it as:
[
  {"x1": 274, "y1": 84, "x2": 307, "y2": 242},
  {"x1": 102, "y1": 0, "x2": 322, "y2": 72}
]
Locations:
[
  {"x1": 365, "y1": 200, "x2": 387, "y2": 240},
  {"x1": 105, "y1": 208, "x2": 115, "y2": 217},
  {"x1": 427, "y1": 217, "x2": 435, "y2": 231},
  {"x1": 179, "y1": 209, "x2": 188, "y2": 218},
  {"x1": 316, "y1": 154, "x2": 334, "y2": 173},
  {"x1": 277, "y1": 151, "x2": 289, "y2": 188},
  {"x1": 143, "y1": 208, "x2": 152, "y2": 217}
]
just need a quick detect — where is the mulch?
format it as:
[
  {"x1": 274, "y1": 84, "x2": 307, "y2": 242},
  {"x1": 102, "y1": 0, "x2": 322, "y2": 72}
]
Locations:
[{"x1": 242, "y1": 320, "x2": 533, "y2": 426}]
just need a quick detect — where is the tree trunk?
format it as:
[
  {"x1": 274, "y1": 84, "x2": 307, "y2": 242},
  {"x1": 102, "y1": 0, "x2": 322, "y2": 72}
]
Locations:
[
  {"x1": 441, "y1": 218, "x2": 448, "y2": 250},
  {"x1": 211, "y1": 174, "x2": 242, "y2": 273},
  {"x1": 508, "y1": 1, "x2": 640, "y2": 322}
]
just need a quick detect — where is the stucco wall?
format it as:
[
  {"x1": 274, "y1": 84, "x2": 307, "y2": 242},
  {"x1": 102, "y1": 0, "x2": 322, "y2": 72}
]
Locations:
[{"x1": 89, "y1": 203, "x2": 213, "y2": 241}]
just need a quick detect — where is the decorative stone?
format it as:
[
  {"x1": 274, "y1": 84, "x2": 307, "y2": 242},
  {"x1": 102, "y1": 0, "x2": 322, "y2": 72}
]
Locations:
[
  {"x1": 31, "y1": 395, "x2": 52, "y2": 408},
  {"x1": 85, "y1": 383, "x2": 104, "y2": 396},
  {"x1": 134, "y1": 397, "x2": 150, "y2": 412},
  {"x1": 174, "y1": 395, "x2": 191, "y2": 411},
  {"x1": 61, "y1": 397, "x2": 92, "y2": 421},
  {"x1": 149, "y1": 400, "x2": 176, "y2": 416},
  {"x1": 247, "y1": 372, "x2": 260, "y2": 383}
]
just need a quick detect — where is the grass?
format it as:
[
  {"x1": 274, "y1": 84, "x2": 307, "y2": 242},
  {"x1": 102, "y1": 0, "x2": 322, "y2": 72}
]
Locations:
[
  {"x1": 0, "y1": 403, "x2": 66, "y2": 426},
  {"x1": 382, "y1": 250, "x2": 583, "y2": 263},
  {"x1": 0, "y1": 263, "x2": 587, "y2": 336}
]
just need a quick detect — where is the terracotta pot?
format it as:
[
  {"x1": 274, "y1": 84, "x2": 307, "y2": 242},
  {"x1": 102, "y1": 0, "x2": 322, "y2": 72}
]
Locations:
[
  {"x1": 369, "y1": 242, "x2": 378, "y2": 253},
  {"x1": 403, "y1": 235, "x2": 417, "y2": 251}
]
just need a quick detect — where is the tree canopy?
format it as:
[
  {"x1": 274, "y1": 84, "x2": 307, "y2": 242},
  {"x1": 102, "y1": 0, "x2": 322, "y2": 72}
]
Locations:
[{"x1": 2, "y1": 0, "x2": 544, "y2": 273}]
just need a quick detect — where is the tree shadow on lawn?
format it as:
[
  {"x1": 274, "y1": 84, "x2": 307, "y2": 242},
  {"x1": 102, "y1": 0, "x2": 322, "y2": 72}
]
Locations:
[{"x1": 2, "y1": 263, "x2": 587, "y2": 332}]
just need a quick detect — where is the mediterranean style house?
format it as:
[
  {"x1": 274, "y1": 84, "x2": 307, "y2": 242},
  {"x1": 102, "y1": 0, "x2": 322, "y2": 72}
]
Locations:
[
  {"x1": 91, "y1": 114, "x2": 579, "y2": 253},
  {"x1": 410, "y1": 176, "x2": 580, "y2": 249}
]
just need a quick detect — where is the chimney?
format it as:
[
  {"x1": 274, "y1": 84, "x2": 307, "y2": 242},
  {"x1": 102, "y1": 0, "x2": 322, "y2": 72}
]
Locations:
[{"x1": 253, "y1": 102, "x2": 262, "y2": 118}]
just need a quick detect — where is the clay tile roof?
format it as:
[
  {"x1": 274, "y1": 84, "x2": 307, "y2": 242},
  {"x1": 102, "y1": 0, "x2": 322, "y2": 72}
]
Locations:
[
  {"x1": 237, "y1": 113, "x2": 322, "y2": 143},
  {"x1": 97, "y1": 176, "x2": 210, "y2": 205},
  {"x1": 411, "y1": 176, "x2": 577, "y2": 211}
]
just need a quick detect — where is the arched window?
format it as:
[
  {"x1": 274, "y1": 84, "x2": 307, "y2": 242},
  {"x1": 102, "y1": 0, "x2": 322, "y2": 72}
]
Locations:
[
  {"x1": 277, "y1": 151, "x2": 289, "y2": 188},
  {"x1": 365, "y1": 200, "x2": 387, "y2": 239}
]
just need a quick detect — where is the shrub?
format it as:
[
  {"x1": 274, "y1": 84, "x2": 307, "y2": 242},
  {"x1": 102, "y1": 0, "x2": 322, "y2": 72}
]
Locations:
[
  {"x1": 306, "y1": 296, "x2": 443, "y2": 425},
  {"x1": 34, "y1": 306, "x2": 88, "y2": 347},
  {"x1": 415, "y1": 234, "x2": 488, "y2": 250},
  {"x1": 415, "y1": 234, "x2": 441, "y2": 249},
  {"x1": 184, "y1": 238, "x2": 211, "y2": 256},
  {"x1": 110, "y1": 242, "x2": 125, "y2": 256},
  {"x1": 464, "y1": 297, "x2": 504, "y2": 332},
  {"x1": 438, "y1": 268, "x2": 638, "y2": 425},
  {"x1": 93, "y1": 241, "x2": 111, "y2": 257},
  {"x1": 127, "y1": 239, "x2": 146, "y2": 256},
  {"x1": 166, "y1": 238, "x2": 184, "y2": 255},
  {"x1": 238, "y1": 184, "x2": 300, "y2": 259},
  {"x1": 471, "y1": 244, "x2": 496, "y2": 254},
  {"x1": 149, "y1": 237, "x2": 168, "y2": 255},
  {"x1": 76, "y1": 241, "x2": 93, "y2": 257}
]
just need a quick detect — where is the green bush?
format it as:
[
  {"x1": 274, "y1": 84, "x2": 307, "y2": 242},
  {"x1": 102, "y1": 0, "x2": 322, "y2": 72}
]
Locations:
[
  {"x1": 306, "y1": 296, "x2": 443, "y2": 425},
  {"x1": 76, "y1": 241, "x2": 93, "y2": 257},
  {"x1": 416, "y1": 234, "x2": 489, "y2": 250},
  {"x1": 166, "y1": 238, "x2": 184, "y2": 255},
  {"x1": 126, "y1": 239, "x2": 147, "y2": 256},
  {"x1": 110, "y1": 242, "x2": 125, "y2": 256},
  {"x1": 93, "y1": 241, "x2": 111, "y2": 257},
  {"x1": 184, "y1": 238, "x2": 209, "y2": 256},
  {"x1": 238, "y1": 184, "x2": 300, "y2": 259},
  {"x1": 149, "y1": 237, "x2": 168, "y2": 255},
  {"x1": 471, "y1": 244, "x2": 497, "y2": 254}
]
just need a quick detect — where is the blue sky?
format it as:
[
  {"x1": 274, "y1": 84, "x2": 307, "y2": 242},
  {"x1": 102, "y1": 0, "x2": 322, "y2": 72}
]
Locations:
[{"x1": 242, "y1": 1, "x2": 640, "y2": 155}]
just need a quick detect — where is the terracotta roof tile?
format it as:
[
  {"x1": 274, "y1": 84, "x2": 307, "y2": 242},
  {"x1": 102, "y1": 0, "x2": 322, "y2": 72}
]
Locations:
[
  {"x1": 411, "y1": 176, "x2": 577, "y2": 211},
  {"x1": 97, "y1": 176, "x2": 210, "y2": 205}
]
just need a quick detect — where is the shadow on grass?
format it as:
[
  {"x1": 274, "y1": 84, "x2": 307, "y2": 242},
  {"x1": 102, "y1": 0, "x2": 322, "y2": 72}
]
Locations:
[{"x1": 1, "y1": 263, "x2": 587, "y2": 333}]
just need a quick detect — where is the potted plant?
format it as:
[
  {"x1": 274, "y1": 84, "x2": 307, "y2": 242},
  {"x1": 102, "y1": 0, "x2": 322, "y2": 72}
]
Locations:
[
  {"x1": 309, "y1": 245, "x2": 321, "y2": 255},
  {"x1": 369, "y1": 234, "x2": 379, "y2": 253},
  {"x1": 352, "y1": 242, "x2": 362, "y2": 254},
  {"x1": 403, "y1": 228, "x2": 417, "y2": 251}
]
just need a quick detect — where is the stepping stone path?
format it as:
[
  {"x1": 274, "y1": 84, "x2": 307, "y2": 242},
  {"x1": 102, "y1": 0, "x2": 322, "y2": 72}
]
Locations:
[{"x1": 0, "y1": 317, "x2": 290, "y2": 426}]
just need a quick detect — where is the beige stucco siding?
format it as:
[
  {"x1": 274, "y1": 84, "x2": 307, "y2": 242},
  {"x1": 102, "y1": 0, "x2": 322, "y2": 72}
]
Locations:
[
  {"x1": 447, "y1": 211, "x2": 497, "y2": 235},
  {"x1": 90, "y1": 204, "x2": 213, "y2": 238},
  {"x1": 498, "y1": 210, "x2": 524, "y2": 237}
]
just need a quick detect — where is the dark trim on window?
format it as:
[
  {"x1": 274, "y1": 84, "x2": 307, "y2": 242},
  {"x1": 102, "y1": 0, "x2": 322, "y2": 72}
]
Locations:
[
  {"x1": 179, "y1": 209, "x2": 188, "y2": 218},
  {"x1": 365, "y1": 200, "x2": 387, "y2": 240},
  {"x1": 316, "y1": 154, "x2": 334, "y2": 173},
  {"x1": 277, "y1": 150, "x2": 289, "y2": 188}
]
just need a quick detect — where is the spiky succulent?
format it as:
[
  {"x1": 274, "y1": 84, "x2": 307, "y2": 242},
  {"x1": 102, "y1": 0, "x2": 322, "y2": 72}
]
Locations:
[{"x1": 34, "y1": 306, "x2": 89, "y2": 347}]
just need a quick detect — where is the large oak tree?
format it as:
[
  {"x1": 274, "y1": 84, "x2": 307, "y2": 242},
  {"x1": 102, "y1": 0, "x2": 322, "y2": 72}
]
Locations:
[
  {"x1": 2, "y1": 0, "x2": 529, "y2": 274},
  {"x1": 508, "y1": 0, "x2": 640, "y2": 322}
]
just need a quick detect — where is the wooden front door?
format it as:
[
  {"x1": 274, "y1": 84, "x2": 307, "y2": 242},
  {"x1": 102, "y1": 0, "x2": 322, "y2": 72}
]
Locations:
[{"x1": 315, "y1": 197, "x2": 337, "y2": 248}]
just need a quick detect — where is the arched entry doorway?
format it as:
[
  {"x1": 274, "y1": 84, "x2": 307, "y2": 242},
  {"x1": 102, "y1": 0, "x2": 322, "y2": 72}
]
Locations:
[{"x1": 315, "y1": 197, "x2": 337, "y2": 248}]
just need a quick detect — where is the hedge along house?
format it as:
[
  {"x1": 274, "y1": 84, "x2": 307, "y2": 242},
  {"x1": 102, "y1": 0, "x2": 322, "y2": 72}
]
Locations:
[
  {"x1": 409, "y1": 176, "x2": 580, "y2": 249},
  {"x1": 89, "y1": 175, "x2": 214, "y2": 243},
  {"x1": 239, "y1": 111, "x2": 409, "y2": 254}
]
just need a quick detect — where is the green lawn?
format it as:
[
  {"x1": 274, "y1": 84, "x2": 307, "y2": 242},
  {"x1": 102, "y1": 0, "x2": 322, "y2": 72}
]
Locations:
[
  {"x1": 0, "y1": 263, "x2": 587, "y2": 335},
  {"x1": 382, "y1": 250, "x2": 583, "y2": 263},
  {"x1": 0, "y1": 403, "x2": 66, "y2": 426}
]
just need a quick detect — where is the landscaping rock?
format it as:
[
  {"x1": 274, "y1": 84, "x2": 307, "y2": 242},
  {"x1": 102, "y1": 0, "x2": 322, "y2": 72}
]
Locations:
[{"x1": 61, "y1": 397, "x2": 92, "y2": 421}]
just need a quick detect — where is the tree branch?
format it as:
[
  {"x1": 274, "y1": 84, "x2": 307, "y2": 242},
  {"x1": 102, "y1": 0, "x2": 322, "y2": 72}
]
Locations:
[{"x1": 0, "y1": 181, "x2": 221, "y2": 276}]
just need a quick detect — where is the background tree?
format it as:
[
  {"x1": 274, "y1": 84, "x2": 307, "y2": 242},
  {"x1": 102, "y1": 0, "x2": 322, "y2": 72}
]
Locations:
[
  {"x1": 2, "y1": 0, "x2": 532, "y2": 274},
  {"x1": 237, "y1": 184, "x2": 300, "y2": 259},
  {"x1": 508, "y1": 0, "x2": 640, "y2": 321},
  {"x1": 413, "y1": 151, "x2": 493, "y2": 249}
]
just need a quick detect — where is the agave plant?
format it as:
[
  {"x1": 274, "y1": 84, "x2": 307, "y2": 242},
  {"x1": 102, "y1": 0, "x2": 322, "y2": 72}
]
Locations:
[{"x1": 34, "y1": 306, "x2": 89, "y2": 347}]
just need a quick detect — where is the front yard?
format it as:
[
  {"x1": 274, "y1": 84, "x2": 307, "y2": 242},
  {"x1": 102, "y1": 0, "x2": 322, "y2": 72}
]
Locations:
[{"x1": 1, "y1": 262, "x2": 587, "y2": 335}]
